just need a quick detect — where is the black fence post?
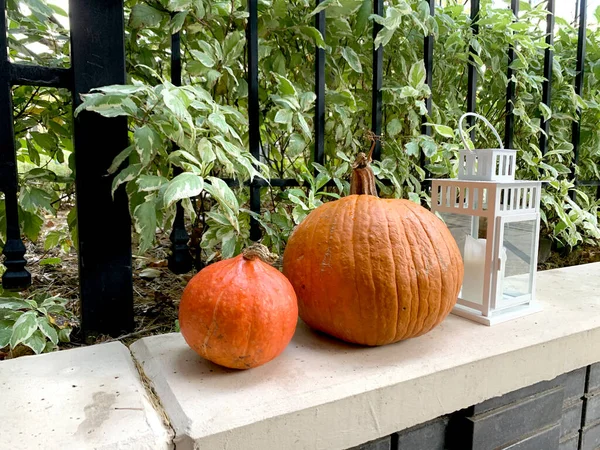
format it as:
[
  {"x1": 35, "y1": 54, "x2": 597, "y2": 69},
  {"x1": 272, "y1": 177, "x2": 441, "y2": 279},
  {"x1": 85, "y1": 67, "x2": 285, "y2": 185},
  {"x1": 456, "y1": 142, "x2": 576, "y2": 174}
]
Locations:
[
  {"x1": 247, "y1": 0, "x2": 261, "y2": 241},
  {"x1": 69, "y1": 0, "x2": 133, "y2": 336},
  {"x1": 505, "y1": 0, "x2": 519, "y2": 150},
  {"x1": 372, "y1": 0, "x2": 383, "y2": 160},
  {"x1": 466, "y1": 0, "x2": 480, "y2": 140},
  {"x1": 314, "y1": 0, "x2": 325, "y2": 173},
  {"x1": 420, "y1": 0, "x2": 435, "y2": 181},
  {"x1": 0, "y1": 0, "x2": 31, "y2": 290},
  {"x1": 539, "y1": 0, "x2": 555, "y2": 156},
  {"x1": 571, "y1": 0, "x2": 587, "y2": 196},
  {"x1": 168, "y1": 29, "x2": 193, "y2": 273}
]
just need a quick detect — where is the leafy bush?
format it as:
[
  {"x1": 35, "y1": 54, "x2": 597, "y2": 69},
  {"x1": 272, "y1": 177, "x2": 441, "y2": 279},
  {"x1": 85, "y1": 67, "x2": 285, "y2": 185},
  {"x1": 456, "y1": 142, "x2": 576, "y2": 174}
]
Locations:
[
  {"x1": 0, "y1": 295, "x2": 77, "y2": 355},
  {"x1": 3, "y1": 0, "x2": 600, "y2": 271}
]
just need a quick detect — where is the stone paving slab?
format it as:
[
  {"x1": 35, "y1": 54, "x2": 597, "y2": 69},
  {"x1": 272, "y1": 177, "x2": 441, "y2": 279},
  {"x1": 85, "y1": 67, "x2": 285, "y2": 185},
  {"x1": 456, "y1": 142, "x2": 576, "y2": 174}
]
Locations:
[
  {"x1": 131, "y1": 262, "x2": 600, "y2": 450},
  {"x1": 0, "y1": 342, "x2": 172, "y2": 450}
]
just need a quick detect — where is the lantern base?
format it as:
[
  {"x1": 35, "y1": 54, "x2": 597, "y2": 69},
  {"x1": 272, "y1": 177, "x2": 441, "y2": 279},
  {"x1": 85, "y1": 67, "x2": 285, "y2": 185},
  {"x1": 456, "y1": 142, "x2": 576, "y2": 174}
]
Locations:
[{"x1": 451, "y1": 302, "x2": 543, "y2": 326}]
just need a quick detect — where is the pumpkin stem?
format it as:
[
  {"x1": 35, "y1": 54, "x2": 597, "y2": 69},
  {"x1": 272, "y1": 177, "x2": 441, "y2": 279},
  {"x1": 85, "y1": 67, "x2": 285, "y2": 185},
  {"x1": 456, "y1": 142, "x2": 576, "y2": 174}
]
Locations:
[
  {"x1": 242, "y1": 243, "x2": 279, "y2": 265},
  {"x1": 350, "y1": 144, "x2": 378, "y2": 197}
]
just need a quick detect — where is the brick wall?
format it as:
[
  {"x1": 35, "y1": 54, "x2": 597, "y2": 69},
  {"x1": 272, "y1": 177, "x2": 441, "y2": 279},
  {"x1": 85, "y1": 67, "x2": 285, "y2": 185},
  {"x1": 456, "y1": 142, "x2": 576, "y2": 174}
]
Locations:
[{"x1": 349, "y1": 363, "x2": 600, "y2": 450}]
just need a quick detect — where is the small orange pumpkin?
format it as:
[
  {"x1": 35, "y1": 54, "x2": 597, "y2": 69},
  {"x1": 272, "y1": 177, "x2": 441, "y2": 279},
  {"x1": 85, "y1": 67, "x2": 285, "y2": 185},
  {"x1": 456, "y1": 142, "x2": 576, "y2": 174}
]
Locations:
[
  {"x1": 179, "y1": 244, "x2": 298, "y2": 369},
  {"x1": 282, "y1": 146, "x2": 464, "y2": 346}
]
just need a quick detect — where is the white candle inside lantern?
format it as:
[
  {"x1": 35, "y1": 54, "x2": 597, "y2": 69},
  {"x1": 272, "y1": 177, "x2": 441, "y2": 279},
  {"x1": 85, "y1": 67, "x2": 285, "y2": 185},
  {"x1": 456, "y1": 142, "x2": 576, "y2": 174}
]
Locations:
[{"x1": 461, "y1": 236, "x2": 507, "y2": 304}]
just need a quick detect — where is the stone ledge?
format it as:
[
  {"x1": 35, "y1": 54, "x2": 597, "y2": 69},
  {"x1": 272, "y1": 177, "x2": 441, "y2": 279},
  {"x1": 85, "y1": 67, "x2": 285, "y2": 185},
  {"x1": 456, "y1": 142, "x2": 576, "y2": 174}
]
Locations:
[
  {"x1": 0, "y1": 342, "x2": 173, "y2": 450},
  {"x1": 131, "y1": 262, "x2": 600, "y2": 450}
]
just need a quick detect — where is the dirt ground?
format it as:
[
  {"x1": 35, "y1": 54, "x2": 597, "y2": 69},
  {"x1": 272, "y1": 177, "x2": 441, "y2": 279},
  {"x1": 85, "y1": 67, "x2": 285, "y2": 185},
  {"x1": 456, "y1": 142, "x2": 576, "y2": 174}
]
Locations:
[{"x1": 11, "y1": 208, "x2": 600, "y2": 351}]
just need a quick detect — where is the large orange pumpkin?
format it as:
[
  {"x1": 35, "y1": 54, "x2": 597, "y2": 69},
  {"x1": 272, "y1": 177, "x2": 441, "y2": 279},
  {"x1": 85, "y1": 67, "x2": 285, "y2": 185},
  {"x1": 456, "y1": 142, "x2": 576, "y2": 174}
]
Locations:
[
  {"x1": 282, "y1": 150, "x2": 464, "y2": 346},
  {"x1": 179, "y1": 244, "x2": 298, "y2": 369}
]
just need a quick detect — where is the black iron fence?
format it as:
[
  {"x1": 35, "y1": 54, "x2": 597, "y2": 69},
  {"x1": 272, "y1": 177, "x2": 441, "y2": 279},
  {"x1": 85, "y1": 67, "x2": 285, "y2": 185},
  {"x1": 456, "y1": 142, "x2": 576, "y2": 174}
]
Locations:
[{"x1": 0, "y1": 0, "x2": 594, "y2": 336}]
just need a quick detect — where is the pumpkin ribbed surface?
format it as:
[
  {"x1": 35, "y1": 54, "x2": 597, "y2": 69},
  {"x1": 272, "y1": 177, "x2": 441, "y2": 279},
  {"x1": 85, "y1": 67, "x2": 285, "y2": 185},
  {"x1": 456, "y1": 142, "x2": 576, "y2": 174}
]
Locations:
[
  {"x1": 179, "y1": 248, "x2": 298, "y2": 369},
  {"x1": 282, "y1": 194, "x2": 463, "y2": 346}
]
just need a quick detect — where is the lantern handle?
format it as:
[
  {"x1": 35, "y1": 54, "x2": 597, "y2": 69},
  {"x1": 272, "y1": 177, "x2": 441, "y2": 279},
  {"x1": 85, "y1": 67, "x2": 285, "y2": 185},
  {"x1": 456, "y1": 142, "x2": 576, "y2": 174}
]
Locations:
[{"x1": 458, "y1": 112, "x2": 504, "y2": 152}]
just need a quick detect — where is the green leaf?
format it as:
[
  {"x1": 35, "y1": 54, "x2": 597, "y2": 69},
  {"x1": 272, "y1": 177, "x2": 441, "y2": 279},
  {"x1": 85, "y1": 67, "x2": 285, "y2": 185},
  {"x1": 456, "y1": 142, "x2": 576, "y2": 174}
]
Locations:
[
  {"x1": 0, "y1": 299, "x2": 30, "y2": 310},
  {"x1": 296, "y1": 26, "x2": 325, "y2": 48},
  {"x1": 220, "y1": 231, "x2": 237, "y2": 259},
  {"x1": 129, "y1": 4, "x2": 165, "y2": 28},
  {"x1": 134, "y1": 126, "x2": 159, "y2": 166},
  {"x1": 409, "y1": 60, "x2": 427, "y2": 89},
  {"x1": 10, "y1": 311, "x2": 38, "y2": 348},
  {"x1": 133, "y1": 201, "x2": 157, "y2": 254},
  {"x1": 163, "y1": 173, "x2": 204, "y2": 208},
  {"x1": 0, "y1": 320, "x2": 13, "y2": 348},
  {"x1": 308, "y1": 0, "x2": 340, "y2": 18},
  {"x1": 356, "y1": 0, "x2": 372, "y2": 33},
  {"x1": 58, "y1": 327, "x2": 72, "y2": 343},
  {"x1": 136, "y1": 175, "x2": 168, "y2": 192},
  {"x1": 274, "y1": 109, "x2": 294, "y2": 124},
  {"x1": 405, "y1": 141, "x2": 419, "y2": 157},
  {"x1": 168, "y1": 0, "x2": 192, "y2": 11},
  {"x1": 111, "y1": 164, "x2": 142, "y2": 197},
  {"x1": 107, "y1": 145, "x2": 134, "y2": 175},
  {"x1": 197, "y1": 138, "x2": 216, "y2": 163},
  {"x1": 20, "y1": 187, "x2": 54, "y2": 214},
  {"x1": 190, "y1": 49, "x2": 216, "y2": 68},
  {"x1": 539, "y1": 102, "x2": 552, "y2": 122},
  {"x1": 205, "y1": 177, "x2": 239, "y2": 213},
  {"x1": 272, "y1": 73, "x2": 297, "y2": 97},
  {"x1": 387, "y1": 118, "x2": 402, "y2": 137},
  {"x1": 23, "y1": 330, "x2": 46, "y2": 354},
  {"x1": 341, "y1": 47, "x2": 362, "y2": 73},
  {"x1": 208, "y1": 112, "x2": 229, "y2": 134},
  {"x1": 39, "y1": 257, "x2": 61, "y2": 266},
  {"x1": 76, "y1": 94, "x2": 136, "y2": 118},
  {"x1": 44, "y1": 230, "x2": 61, "y2": 251},
  {"x1": 37, "y1": 317, "x2": 58, "y2": 345},
  {"x1": 432, "y1": 124, "x2": 454, "y2": 138}
]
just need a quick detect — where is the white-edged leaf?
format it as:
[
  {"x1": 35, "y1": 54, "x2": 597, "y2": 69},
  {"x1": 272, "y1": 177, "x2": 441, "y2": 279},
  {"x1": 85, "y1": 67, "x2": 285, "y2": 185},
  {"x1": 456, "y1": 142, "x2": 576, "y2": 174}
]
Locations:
[
  {"x1": 308, "y1": 0, "x2": 340, "y2": 18},
  {"x1": 539, "y1": 102, "x2": 552, "y2": 122},
  {"x1": 190, "y1": 49, "x2": 216, "y2": 68},
  {"x1": 220, "y1": 231, "x2": 237, "y2": 259},
  {"x1": 197, "y1": 138, "x2": 216, "y2": 163},
  {"x1": 10, "y1": 311, "x2": 38, "y2": 348},
  {"x1": 107, "y1": 145, "x2": 134, "y2": 175},
  {"x1": 274, "y1": 109, "x2": 294, "y2": 124},
  {"x1": 0, "y1": 320, "x2": 14, "y2": 348},
  {"x1": 23, "y1": 330, "x2": 46, "y2": 354},
  {"x1": 208, "y1": 112, "x2": 229, "y2": 134},
  {"x1": 37, "y1": 317, "x2": 58, "y2": 345},
  {"x1": 136, "y1": 175, "x2": 168, "y2": 192},
  {"x1": 111, "y1": 164, "x2": 142, "y2": 197},
  {"x1": 134, "y1": 201, "x2": 157, "y2": 254},
  {"x1": 0, "y1": 299, "x2": 31, "y2": 310},
  {"x1": 134, "y1": 125, "x2": 159, "y2": 166},
  {"x1": 205, "y1": 177, "x2": 239, "y2": 213},
  {"x1": 272, "y1": 73, "x2": 297, "y2": 97},
  {"x1": 409, "y1": 60, "x2": 427, "y2": 89},
  {"x1": 341, "y1": 47, "x2": 363, "y2": 73},
  {"x1": 163, "y1": 173, "x2": 204, "y2": 208},
  {"x1": 432, "y1": 124, "x2": 454, "y2": 138},
  {"x1": 296, "y1": 26, "x2": 325, "y2": 48}
]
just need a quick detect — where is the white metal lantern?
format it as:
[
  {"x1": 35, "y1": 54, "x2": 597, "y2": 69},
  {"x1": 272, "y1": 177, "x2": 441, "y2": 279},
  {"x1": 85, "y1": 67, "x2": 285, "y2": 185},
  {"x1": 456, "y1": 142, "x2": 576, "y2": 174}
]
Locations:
[{"x1": 431, "y1": 113, "x2": 542, "y2": 326}]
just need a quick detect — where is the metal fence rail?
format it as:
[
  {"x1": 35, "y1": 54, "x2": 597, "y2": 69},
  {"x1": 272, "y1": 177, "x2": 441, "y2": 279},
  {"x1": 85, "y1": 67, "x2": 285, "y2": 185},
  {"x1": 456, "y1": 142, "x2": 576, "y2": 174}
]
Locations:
[{"x1": 0, "y1": 0, "x2": 593, "y2": 336}]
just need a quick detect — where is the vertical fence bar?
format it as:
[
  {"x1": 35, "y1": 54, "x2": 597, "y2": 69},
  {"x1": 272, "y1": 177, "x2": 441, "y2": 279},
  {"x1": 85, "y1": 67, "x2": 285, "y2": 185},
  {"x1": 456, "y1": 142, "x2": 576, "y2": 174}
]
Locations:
[
  {"x1": 571, "y1": 0, "x2": 587, "y2": 187},
  {"x1": 539, "y1": 0, "x2": 555, "y2": 156},
  {"x1": 247, "y1": 0, "x2": 261, "y2": 240},
  {"x1": 466, "y1": 0, "x2": 480, "y2": 140},
  {"x1": 70, "y1": 0, "x2": 133, "y2": 336},
  {"x1": 314, "y1": 0, "x2": 325, "y2": 174},
  {"x1": 372, "y1": 0, "x2": 383, "y2": 160},
  {"x1": 0, "y1": 0, "x2": 31, "y2": 289},
  {"x1": 168, "y1": 29, "x2": 193, "y2": 273},
  {"x1": 504, "y1": 0, "x2": 519, "y2": 149},
  {"x1": 420, "y1": 0, "x2": 435, "y2": 180}
]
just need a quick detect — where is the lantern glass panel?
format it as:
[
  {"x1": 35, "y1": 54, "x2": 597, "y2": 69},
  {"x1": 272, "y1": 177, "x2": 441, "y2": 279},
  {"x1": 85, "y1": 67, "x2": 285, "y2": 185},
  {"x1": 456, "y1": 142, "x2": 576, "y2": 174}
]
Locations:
[
  {"x1": 497, "y1": 218, "x2": 537, "y2": 310},
  {"x1": 438, "y1": 211, "x2": 489, "y2": 308}
]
